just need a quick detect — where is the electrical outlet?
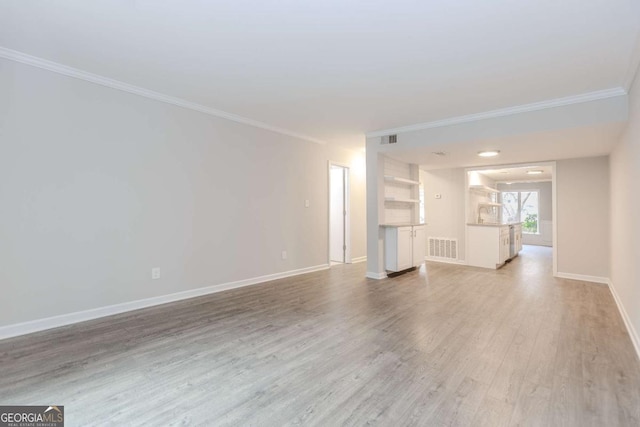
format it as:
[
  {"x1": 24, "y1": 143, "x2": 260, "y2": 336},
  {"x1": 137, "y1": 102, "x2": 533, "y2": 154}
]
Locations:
[
  {"x1": 281, "y1": 251, "x2": 287, "y2": 260},
  {"x1": 151, "y1": 268, "x2": 161, "y2": 280}
]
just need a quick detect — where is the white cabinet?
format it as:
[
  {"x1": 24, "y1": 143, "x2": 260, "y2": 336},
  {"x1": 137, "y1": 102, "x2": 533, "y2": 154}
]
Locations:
[
  {"x1": 413, "y1": 225, "x2": 426, "y2": 266},
  {"x1": 468, "y1": 224, "x2": 523, "y2": 269},
  {"x1": 385, "y1": 225, "x2": 425, "y2": 272},
  {"x1": 499, "y1": 226, "x2": 510, "y2": 264},
  {"x1": 514, "y1": 224, "x2": 523, "y2": 253},
  {"x1": 468, "y1": 225, "x2": 510, "y2": 269}
]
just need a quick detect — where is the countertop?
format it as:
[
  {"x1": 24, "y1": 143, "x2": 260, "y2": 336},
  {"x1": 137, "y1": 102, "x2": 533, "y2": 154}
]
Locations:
[
  {"x1": 380, "y1": 223, "x2": 426, "y2": 227},
  {"x1": 466, "y1": 222, "x2": 522, "y2": 227}
]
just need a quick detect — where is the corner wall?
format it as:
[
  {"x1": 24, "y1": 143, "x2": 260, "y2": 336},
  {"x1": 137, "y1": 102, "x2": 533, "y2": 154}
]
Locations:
[
  {"x1": 422, "y1": 168, "x2": 466, "y2": 261},
  {"x1": 0, "y1": 58, "x2": 366, "y2": 330},
  {"x1": 609, "y1": 77, "x2": 640, "y2": 356},
  {"x1": 555, "y1": 156, "x2": 610, "y2": 280}
]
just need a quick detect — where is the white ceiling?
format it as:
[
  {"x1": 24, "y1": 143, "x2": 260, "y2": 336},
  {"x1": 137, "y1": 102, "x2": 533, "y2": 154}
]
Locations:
[
  {"x1": 1, "y1": 1, "x2": 639, "y2": 149},
  {"x1": 475, "y1": 165, "x2": 553, "y2": 183},
  {"x1": 390, "y1": 122, "x2": 626, "y2": 169}
]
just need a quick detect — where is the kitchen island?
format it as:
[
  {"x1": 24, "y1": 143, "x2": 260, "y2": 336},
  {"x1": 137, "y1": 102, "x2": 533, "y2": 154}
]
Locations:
[{"x1": 467, "y1": 222, "x2": 522, "y2": 269}]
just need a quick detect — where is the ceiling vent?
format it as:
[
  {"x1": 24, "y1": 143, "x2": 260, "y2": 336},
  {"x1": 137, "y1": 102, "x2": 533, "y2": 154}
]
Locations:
[{"x1": 381, "y1": 134, "x2": 398, "y2": 144}]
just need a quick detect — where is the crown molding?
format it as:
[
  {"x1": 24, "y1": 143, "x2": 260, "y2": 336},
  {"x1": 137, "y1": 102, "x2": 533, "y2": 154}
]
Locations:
[
  {"x1": 366, "y1": 87, "x2": 628, "y2": 138},
  {"x1": 0, "y1": 47, "x2": 326, "y2": 145}
]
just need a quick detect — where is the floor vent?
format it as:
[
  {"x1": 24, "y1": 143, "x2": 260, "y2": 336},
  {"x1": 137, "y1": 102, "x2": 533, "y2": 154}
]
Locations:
[{"x1": 428, "y1": 237, "x2": 458, "y2": 260}]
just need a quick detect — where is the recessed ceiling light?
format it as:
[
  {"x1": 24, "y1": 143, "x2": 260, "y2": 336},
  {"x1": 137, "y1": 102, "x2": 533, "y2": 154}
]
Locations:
[
  {"x1": 527, "y1": 170, "x2": 543, "y2": 175},
  {"x1": 477, "y1": 150, "x2": 500, "y2": 157}
]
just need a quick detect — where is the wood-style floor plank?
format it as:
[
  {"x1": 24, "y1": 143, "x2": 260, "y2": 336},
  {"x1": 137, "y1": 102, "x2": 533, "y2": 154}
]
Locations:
[{"x1": 0, "y1": 246, "x2": 639, "y2": 426}]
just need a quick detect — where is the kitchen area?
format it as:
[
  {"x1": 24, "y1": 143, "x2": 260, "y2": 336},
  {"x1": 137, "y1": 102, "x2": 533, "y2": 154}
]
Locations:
[
  {"x1": 466, "y1": 174, "x2": 523, "y2": 269},
  {"x1": 371, "y1": 150, "x2": 555, "y2": 276}
]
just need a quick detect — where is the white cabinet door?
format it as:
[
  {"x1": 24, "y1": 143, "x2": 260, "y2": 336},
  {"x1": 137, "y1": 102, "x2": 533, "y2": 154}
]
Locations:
[
  {"x1": 499, "y1": 227, "x2": 510, "y2": 264},
  {"x1": 515, "y1": 225, "x2": 523, "y2": 253},
  {"x1": 396, "y1": 227, "x2": 414, "y2": 271},
  {"x1": 385, "y1": 226, "x2": 414, "y2": 272},
  {"x1": 412, "y1": 226, "x2": 426, "y2": 267}
]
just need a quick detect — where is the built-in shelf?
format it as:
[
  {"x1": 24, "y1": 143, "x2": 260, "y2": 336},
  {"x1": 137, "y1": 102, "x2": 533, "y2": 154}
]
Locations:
[
  {"x1": 385, "y1": 197, "x2": 420, "y2": 204},
  {"x1": 469, "y1": 185, "x2": 500, "y2": 194},
  {"x1": 384, "y1": 175, "x2": 420, "y2": 186},
  {"x1": 478, "y1": 202, "x2": 502, "y2": 207}
]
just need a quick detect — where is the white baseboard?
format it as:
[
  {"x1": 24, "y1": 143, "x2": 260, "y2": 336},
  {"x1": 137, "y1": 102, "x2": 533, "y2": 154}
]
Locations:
[
  {"x1": 350, "y1": 256, "x2": 367, "y2": 264},
  {"x1": 366, "y1": 271, "x2": 387, "y2": 280},
  {"x1": 607, "y1": 280, "x2": 640, "y2": 362},
  {"x1": 425, "y1": 257, "x2": 467, "y2": 266},
  {"x1": 554, "y1": 272, "x2": 609, "y2": 284},
  {"x1": 0, "y1": 263, "x2": 329, "y2": 341}
]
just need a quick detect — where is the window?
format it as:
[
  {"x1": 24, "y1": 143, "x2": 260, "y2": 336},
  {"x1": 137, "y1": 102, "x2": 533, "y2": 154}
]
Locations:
[{"x1": 501, "y1": 190, "x2": 539, "y2": 234}]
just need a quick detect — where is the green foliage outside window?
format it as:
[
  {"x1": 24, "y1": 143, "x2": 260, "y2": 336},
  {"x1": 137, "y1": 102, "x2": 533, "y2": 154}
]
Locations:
[{"x1": 523, "y1": 213, "x2": 538, "y2": 234}]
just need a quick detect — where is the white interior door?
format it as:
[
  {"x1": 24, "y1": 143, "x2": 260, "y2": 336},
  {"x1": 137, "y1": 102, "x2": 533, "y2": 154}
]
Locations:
[{"x1": 330, "y1": 166, "x2": 345, "y2": 263}]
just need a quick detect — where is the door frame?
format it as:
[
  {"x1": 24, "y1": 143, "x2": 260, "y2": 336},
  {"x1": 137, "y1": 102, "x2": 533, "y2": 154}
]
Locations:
[{"x1": 328, "y1": 161, "x2": 351, "y2": 264}]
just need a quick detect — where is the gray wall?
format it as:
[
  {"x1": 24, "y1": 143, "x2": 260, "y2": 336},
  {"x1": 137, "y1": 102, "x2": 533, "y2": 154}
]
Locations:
[
  {"x1": 556, "y1": 156, "x2": 609, "y2": 278},
  {"x1": 422, "y1": 168, "x2": 466, "y2": 260},
  {"x1": 0, "y1": 58, "x2": 366, "y2": 327},
  {"x1": 610, "y1": 75, "x2": 640, "y2": 351}
]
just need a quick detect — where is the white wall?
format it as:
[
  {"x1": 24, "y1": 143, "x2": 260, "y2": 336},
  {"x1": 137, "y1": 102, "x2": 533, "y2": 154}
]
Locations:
[
  {"x1": 497, "y1": 181, "x2": 553, "y2": 246},
  {"x1": 610, "y1": 77, "x2": 640, "y2": 354},
  {"x1": 422, "y1": 168, "x2": 466, "y2": 261},
  {"x1": 0, "y1": 58, "x2": 366, "y2": 328},
  {"x1": 556, "y1": 156, "x2": 609, "y2": 279}
]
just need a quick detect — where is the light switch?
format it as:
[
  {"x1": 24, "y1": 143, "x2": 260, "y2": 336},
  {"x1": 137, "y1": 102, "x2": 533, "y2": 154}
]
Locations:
[{"x1": 304, "y1": 199, "x2": 310, "y2": 208}]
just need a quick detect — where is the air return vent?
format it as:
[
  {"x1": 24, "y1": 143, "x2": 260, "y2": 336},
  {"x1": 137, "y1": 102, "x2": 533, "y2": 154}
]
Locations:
[
  {"x1": 381, "y1": 134, "x2": 398, "y2": 144},
  {"x1": 428, "y1": 237, "x2": 458, "y2": 260}
]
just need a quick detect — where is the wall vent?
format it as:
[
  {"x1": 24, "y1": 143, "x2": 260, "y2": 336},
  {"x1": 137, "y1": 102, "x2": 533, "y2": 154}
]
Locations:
[
  {"x1": 428, "y1": 237, "x2": 458, "y2": 260},
  {"x1": 381, "y1": 134, "x2": 398, "y2": 144}
]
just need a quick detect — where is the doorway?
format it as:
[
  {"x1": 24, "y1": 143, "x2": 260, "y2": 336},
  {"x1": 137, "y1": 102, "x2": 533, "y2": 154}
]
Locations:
[{"x1": 329, "y1": 163, "x2": 350, "y2": 264}]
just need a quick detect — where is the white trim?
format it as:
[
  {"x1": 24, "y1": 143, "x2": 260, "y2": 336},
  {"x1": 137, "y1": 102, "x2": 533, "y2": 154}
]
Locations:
[
  {"x1": 554, "y1": 272, "x2": 609, "y2": 285},
  {"x1": 366, "y1": 271, "x2": 387, "y2": 280},
  {"x1": 366, "y1": 88, "x2": 627, "y2": 137},
  {"x1": 0, "y1": 47, "x2": 326, "y2": 145},
  {"x1": 607, "y1": 280, "x2": 640, "y2": 362},
  {"x1": 551, "y1": 162, "x2": 558, "y2": 277},
  {"x1": 0, "y1": 264, "x2": 329, "y2": 341},
  {"x1": 328, "y1": 161, "x2": 352, "y2": 264},
  {"x1": 350, "y1": 256, "x2": 367, "y2": 264},
  {"x1": 424, "y1": 257, "x2": 467, "y2": 266}
]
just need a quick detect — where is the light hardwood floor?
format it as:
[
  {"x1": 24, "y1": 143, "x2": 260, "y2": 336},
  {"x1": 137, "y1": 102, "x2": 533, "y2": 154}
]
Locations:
[{"x1": 1, "y1": 246, "x2": 639, "y2": 426}]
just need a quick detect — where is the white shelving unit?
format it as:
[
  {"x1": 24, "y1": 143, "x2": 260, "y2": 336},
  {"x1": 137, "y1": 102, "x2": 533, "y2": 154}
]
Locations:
[
  {"x1": 469, "y1": 184, "x2": 501, "y2": 224},
  {"x1": 385, "y1": 197, "x2": 420, "y2": 203},
  {"x1": 382, "y1": 158, "x2": 421, "y2": 226},
  {"x1": 384, "y1": 175, "x2": 420, "y2": 186}
]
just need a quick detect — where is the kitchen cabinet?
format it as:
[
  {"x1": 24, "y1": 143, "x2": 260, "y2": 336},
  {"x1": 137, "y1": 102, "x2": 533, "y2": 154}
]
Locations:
[
  {"x1": 514, "y1": 224, "x2": 523, "y2": 253},
  {"x1": 467, "y1": 223, "x2": 521, "y2": 269},
  {"x1": 499, "y1": 226, "x2": 510, "y2": 264},
  {"x1": 384, "y1": 225, "x2": 426, "y2": 272}
]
